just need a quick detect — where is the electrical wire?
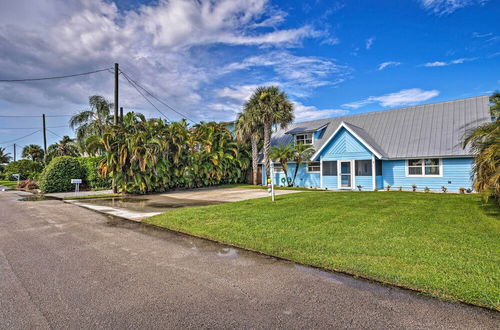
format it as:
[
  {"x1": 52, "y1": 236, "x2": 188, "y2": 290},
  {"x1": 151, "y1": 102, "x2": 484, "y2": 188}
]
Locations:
[
  {"x1": 0, "y1": 130, "x2": 40, "y2": 145},
  {"x1": 0, "y1": 114, "x2": 73, "y2": 117},
  {"x1": 0, "y1": 68, "x2": 112, "y2": 82},
  {"x1": 46, "y1": 129, "x2": 63, "y2": 139},
  {"x1": 120, "y1": 72, "x2": 171, "y2": 121},
  {"x1": 120, "y1": 70, "x2": 195, "y2": 123},
  {"x1": 0, "y1": 125, "x2": 68, "y2": 130}
]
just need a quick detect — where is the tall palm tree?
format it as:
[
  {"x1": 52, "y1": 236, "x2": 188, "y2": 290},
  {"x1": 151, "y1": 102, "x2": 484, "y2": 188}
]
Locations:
[
  {"x1": 248, "y1": 86, "x2": 294, "y2": 179},
  {"x1": 462, "y1": 92, "x2": 500, "y2": 203},
  {"x1": 270, "y1": 144, "x2": 293, "y2": 185},
  {"x1": 290, "y1": 143, "x2": 315, "y2": 186},
  {"x1": 235, "y1": 107, "x2": 263, "y2": 185},
  {"x1": 22, "y1": 144, "x2": 44, "y2": 162},
  {"x1": 0, "y1": 147, "x2": 11, "y2": 164},
  {"x1": 69, "y1": 95, "x2": 113, "y2": 154},
  {"x1": 46, "y1": 136, "x2": 80, "y2": 162}
]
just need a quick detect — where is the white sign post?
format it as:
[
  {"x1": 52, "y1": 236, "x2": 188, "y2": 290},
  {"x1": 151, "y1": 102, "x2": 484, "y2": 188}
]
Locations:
[
  {"x1": 269, "y1": 163, "x2": 275, "y2": 202},
  {"x1": 71, "y1": 179, "x2": 82, "y2": 196}
]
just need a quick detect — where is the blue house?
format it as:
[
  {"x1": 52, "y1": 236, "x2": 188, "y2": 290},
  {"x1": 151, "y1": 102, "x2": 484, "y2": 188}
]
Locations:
[{"x1": 261, "y1": 96, "x2": 492, "y2": 192}]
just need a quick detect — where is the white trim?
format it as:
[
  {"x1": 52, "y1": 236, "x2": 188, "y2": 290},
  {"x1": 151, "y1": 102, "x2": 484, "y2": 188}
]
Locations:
[
  {"x1": 338, "y1": 160, "x2": 353, "y2": 189},
  {"x1": 311, "y1": 121, "x2": 383, "y2": 161},
  {"x1": 320, "y1": 156, "x2": 323, "y2": 188},
  {"x1": 405, "y1": 158, "x2": 443, "y2": 177},
  {"x1": 294, "y1": 132, "x2": 314, "y2": 145},
  {"x1": 371, "y1": 154, "x2": 376, "y2": 191}
]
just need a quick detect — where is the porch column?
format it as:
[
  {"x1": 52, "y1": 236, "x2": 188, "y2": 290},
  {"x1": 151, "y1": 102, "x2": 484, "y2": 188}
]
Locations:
[
  {"x1": 371, "y1": 154, "x2": 376, "y2": 191},
  {"x1": 320, "y1": 156, "x2": 323, "y2": 188}
]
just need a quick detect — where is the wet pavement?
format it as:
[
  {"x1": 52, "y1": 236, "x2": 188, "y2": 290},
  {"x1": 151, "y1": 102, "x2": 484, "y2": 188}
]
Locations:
[{"x1": 0, "y1": 190, "x2": 498, "y2": 329}]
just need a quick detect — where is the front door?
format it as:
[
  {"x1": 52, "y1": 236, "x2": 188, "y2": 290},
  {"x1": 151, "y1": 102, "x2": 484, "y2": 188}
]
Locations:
[{"x1": 339, "y1": 161, "x2": 352, "y2": 189}]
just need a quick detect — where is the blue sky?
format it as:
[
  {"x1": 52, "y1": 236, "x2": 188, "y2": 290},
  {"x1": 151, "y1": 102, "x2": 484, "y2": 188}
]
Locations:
[{"x1": 0, "y1": 0, "x2": 499, "y2": 157}]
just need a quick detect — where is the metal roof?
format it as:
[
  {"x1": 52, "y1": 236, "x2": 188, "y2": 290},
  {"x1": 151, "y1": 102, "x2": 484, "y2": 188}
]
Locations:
[{"x1": 263, "y1": 95, "x2": 491, "y2": 160}]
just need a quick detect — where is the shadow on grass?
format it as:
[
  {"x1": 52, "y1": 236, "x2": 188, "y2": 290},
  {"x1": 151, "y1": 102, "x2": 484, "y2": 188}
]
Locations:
[{"x1": 479, "y1": 200, "x2": 500, "y2": 218}]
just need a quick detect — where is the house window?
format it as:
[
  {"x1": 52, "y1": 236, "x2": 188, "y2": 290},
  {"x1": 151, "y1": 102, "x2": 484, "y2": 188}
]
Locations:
[
  {"x1": 406, "y1": 158, "x2": 441, "y2": 176},
  {"x1": 355, "y1": 160, "x2": 372, "y2": 176},
  {"x1": 295, "y1": 133, "x2": 313, "y2": 145},
  {"x1": 273, "y1": 163, "x2": 284, "y2": 173},
  {"x1": 323, "y1": 161, "x2": 337, "y2": 176},
  {"x1": 307, "y1": 162, "x2": 320, "y2": 173}
]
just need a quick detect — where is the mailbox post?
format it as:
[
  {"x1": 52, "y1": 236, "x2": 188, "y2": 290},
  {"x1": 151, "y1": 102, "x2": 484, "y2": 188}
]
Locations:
[
  {"x1": 12, "y1": 174, "x2": 20, "y2": 185},
  {"x1": 71, "y1": 179, "x2": 82, "y2": 195}
]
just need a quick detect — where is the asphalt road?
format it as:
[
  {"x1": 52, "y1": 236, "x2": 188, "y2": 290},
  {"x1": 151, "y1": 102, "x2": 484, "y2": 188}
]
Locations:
[{"x1": 0, "y1": 190, "x2": 498, "y2": 329}]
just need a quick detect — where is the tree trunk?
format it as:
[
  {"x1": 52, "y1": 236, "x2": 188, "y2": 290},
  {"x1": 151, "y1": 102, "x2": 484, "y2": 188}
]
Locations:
[
  {"x1": 263, "y1": 121, "x2": 272, "y2": 180},
  {"x1": 292, "y1": 160, "x2": 300, "y2": 186},
  {"x1": 251, "y1": 135, "x2": 259, "y2": 185}
]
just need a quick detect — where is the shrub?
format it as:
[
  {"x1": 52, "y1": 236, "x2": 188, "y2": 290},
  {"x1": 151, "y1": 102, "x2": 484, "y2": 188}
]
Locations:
[
  {"x1": 398, "y1": 186, "x2": 403, "y2": 191},
  {"x1": 357, "y1": 185, "x2": 362, "y2": 191},
  {"x1": 18, "y1": 179, "x2": 38, "y2": 190},
  {"x1": 39, "y1": 156, "x2": 86, "y2": 193},
  {"x1": 424, "y1": 186, "x2": 430, "y2": 193},
  {"x1": 386, "y1": 185, "x2": 391, "y2": 191},
  {"x1": 412, "y1": 184, "x2": 417, "y2": 192},
  {"x1": 4, "y1": 159, "x2": 44, "y2": 180},
  {"x1": 78, "y1": 156, "x2": 110, "y2": 189},
  {"x1": 459, "y1": 187, "x2": 465, "y2": 194},
  {"x1": 441, "y1": 186, "x2": 448, "y2": 193}
]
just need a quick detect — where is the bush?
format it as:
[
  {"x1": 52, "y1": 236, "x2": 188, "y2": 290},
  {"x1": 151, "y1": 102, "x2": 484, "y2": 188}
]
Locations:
[
  {"x1": 39, "y1": 156, "x2": 86, "y2": 193},
  {"x1": 18, "y1": 179, "x2": 38, "y2": 190},
  {"x1": 4, "y1": 159, "x2": 44, "y2": 180},
  {"x1": 78, "y1": 156, "x2": 110, "y2": 189}
]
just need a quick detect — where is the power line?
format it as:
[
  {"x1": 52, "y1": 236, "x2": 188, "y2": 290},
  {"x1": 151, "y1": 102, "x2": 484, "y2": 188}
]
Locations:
[
  {"x1": 120, "y1": 72, "x2": 171, "y2": 121},
  {"x1": 120, "y1": 70, "x2": 195, "y2": 123},
  {"x1": 46, "y1": 129, "x2": 63, "y2": 139},
  {"x1": 0, "y1": 114, "x2": 73, "y2": 117},
  {"x1": 0, "y1": 68, "x2": 112, "y2": 82},
  {"x1": 0, "y1": 130, "x2": 40, "y2": 145},
  {"x1": 0, "y1": 125, "x2": 68, "y2": 130}
]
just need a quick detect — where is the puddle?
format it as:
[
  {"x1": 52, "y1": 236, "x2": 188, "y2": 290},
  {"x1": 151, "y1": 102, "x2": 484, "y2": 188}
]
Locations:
[
  {"x1": 79, "y1": 195, "x2": 223, "y2": 212},
  {"x1": 19, "y1": 195, "x2": 60, "y2": 201}
]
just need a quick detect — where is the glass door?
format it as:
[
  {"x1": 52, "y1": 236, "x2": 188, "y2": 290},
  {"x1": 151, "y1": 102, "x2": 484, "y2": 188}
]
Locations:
[{"x1": 340, "y1": 161, "x2": 352, "y2": 188}]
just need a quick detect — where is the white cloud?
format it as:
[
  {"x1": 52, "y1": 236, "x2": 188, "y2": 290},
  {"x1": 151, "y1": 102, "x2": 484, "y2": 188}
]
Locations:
[
  {"x1": 423, "y1": 57, "x2": 476, "y2": 67},
  {"x1": 342, "y1": 88, "x2": 440, "y2": 109},
  {"x1": 365, "y1": 37, "x2": 375, "y2": 50},
  {"x1": 420, "y1": 0, "x2": 489, "y2": 15},
  {"x1": 0, "y1": 0, "x2": 326, "y2": 123},
  {"x1": 293, "y1": 101, "x2": 348, "y2": 121},
  {"x1": 378, "y1": 61, "x2": 401, "y2": 70}
]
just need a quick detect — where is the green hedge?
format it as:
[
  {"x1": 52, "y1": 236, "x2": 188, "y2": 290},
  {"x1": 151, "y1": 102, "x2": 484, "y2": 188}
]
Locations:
[
  {"x1": 4, "y1": 160, "x2": 44, "y2": 180},
  {"x1": 39, "y1": 156, "x2": 86, "y2": 193},
  {"x1": 78, "y1": 156, "x2": 110, "y2": 189}
]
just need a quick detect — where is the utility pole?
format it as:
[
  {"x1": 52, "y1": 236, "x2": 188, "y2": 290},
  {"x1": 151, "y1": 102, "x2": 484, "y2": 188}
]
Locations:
[
  {"x1": 13, "y1": 143, "x2": 16, "y2": 161},
  {"x1": 120, "y1": 107, "x2": 123, "y2": 122},
  {"x1": 114, "y1": 63, "x2": 119, "y2": 125},
  {"x1": 42, "y1": 114, "x2": 47, "y2": 163}
]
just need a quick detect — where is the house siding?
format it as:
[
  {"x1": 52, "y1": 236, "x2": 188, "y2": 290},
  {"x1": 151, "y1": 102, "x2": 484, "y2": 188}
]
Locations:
[
  {"x1": 381, "y1": 158, "x2": 473, "y2": 191},
  {"x1": 321, "y1": 128, "x2": 373, "y2": 161},
  {"x1": 262, "y1": 163, "x2": 321, "y2": 187}
]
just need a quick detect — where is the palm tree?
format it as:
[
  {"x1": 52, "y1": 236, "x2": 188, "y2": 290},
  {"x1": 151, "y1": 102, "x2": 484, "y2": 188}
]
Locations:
[
  {"x1": 235, "y1": 107, "x2": 263, "y2": 185},
  {"x1": 248, "y1": 86, "x2": 294, "y2": 179},
  {"x1": 46, "y1": 136, "x2": 80, "y2": 162},
  {"x1": 0, "y1": 147, "x2": 11, "y2": 164},
  {"x1": 290, "y1": 143, "x2": 315, "y2": 186},
  {"x1": 22, "y1": 144, "x2": 44, "y2": 162},
  {"x1": 69, "y1": 95, "x2": 113, "y2": 154},
  {"x1": 270, "y1": 144, "x2": 293, "y2": 185},
  {"x1": 462, "y1": 92, "x2": 500, "y2": 203}
]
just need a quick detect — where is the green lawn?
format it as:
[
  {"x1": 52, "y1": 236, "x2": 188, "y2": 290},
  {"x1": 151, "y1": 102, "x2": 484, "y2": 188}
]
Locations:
[
  {"x1": 0, "y1": 180, "x2": 17, "y2": 188},
  {"x1": 146, "y1": 191, "x2": 500, "y2": 310},
  {"x1": 218, "y1": 183, "x2": 324, "y2": 191}
]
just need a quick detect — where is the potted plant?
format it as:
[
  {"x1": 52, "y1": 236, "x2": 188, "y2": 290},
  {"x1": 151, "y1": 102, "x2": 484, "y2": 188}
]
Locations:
[
  {"x1": 357, "y1": 185, "x2": 362, "y2": 191},
  {"x1": 398, "y1": 186, "x2": 402, "y2": 191},
  {"x1": 424, "y1": 186, "x2": 430, "y2": 193},
  {"x1": 412, "y1": 184, "x2": 417, "y2": 192},
  {"x1": 441, "y1": 186, "x2": 447, "y2": 193},
  {"x1": 459, "y1": 187, "x2": 465, "y2": 194},
  {"x1": 466, "y1": 188, "x2": 472, "y2": 193},
  {"x1": 386, "y1": 185, "x2": 391, "y2": 191}
]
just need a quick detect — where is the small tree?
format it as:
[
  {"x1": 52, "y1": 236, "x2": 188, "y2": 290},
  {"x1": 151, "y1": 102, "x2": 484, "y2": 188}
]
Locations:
[
  {"x1": 22, "y1": 144, "x2": 45, "y2": 162},
  {"x1": 270, "y1": 144, "x2": 293, "y2": 185}
]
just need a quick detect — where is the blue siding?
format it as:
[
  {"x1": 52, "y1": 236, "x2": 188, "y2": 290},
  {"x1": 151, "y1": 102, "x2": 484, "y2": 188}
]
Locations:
[
  {"x1": 262, "y1": 164, "x2": 320, "y2": 188},
  {"x1": 320, "y1": 128, "x2": 372, "y2": 161},
  {"x1": 382, "y1": 158, "x2": 473, "y2": 192},
  {"x1": 376, "y1": 176, "x2": 383, "y2": 189},
  {"x1": 354, "y1": 176, "x2": 373, "y2": 190},
  {"x1": 323, "y1": 175, "x2": 338, "y2": 189}
]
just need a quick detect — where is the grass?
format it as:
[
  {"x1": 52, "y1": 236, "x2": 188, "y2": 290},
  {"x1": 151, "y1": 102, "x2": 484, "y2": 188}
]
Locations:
[
  {"x1": 145, "y1": 191, "x2": 500, "y2": 310},
  {"x1": 218, "y1": 183, "x2": 324, "y2": 191},
  {"x1": 62, "y1": 193, "x2": 122, "y2": 200},
  {"x1": 0, "y1": 180, "x2": 17, "y2": 188}
]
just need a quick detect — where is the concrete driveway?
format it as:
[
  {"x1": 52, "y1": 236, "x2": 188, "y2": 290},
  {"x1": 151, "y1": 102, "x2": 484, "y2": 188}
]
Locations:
[{"x1": 0, "y1": 190, "x2": 498, "y2": 329}]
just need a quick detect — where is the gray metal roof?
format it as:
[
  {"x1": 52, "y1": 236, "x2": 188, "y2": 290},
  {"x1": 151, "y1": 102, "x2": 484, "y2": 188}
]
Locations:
[{"x1": 263, "y1": 95, "x2": 491, "y2": 160}]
